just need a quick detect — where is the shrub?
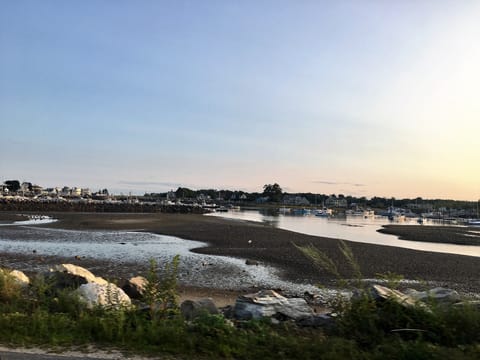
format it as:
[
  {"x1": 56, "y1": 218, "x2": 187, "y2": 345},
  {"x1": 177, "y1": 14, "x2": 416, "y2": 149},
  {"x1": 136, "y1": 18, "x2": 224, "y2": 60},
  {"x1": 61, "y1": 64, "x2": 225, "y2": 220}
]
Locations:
[{"x1": 143, "y1": 255, "x2": 180, "y2": 318}]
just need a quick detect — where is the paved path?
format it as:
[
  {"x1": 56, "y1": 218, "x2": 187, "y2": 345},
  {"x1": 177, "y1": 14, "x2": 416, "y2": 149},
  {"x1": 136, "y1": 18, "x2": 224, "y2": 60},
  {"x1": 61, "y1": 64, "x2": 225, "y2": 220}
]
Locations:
[{"x1": 0, "y1": 352, "x2": 109, "y2": 360}]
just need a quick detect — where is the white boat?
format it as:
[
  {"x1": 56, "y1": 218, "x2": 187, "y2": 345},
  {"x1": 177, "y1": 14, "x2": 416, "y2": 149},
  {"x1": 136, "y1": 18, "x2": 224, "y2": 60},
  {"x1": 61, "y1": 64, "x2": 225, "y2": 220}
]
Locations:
[
  {"x1": 388, "y1": 214, "x2": 406, "y2": 222},
  {"x1": 347, "y1": 209, "x2": 374, "y2": 218},
  {"x1": 467, "y1": 219, "x2": 480, "y2": 226},
  {"x1": 292, "y1": 208, "x2": 311, "y2": 215},
  {"x1": 363, "y1": 209, "x2": 375, "y2": 218},
  {"x1": 314, "y1": 208, "x2": 333, "y2": 217},
  {"x1": 278, "y1": 207, "x2": 291, "y2": 214}
]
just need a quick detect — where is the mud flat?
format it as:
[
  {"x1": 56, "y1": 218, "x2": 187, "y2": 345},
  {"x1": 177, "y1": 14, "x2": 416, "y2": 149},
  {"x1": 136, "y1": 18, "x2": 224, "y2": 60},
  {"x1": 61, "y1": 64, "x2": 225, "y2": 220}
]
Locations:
[
  {"x1": 1, "y1": 212, "x2": 480, "y2": 295},
  {"x1": 378, "y1": 224, "x2": 480, "y2": 246}
]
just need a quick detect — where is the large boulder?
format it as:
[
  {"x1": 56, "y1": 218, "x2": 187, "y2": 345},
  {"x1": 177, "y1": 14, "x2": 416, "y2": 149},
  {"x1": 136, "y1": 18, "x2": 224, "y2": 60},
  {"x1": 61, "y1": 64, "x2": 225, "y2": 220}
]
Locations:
[
  {"x1": 234, "y1": 290, "x2": 313, "y2": 321},
  {"x1": 76, "y1": 282, "x2": 131, "y2": 309},
  {"x1": 369, "y1": 285, "x2": 418, "y2": 308},
  {"x1": 181, "y1": 298, "x2": 219, "y2": 321},
  {"x1": 405, "y1": 287, "x2": 460, "y2": 304},
  {"x1": 297, "y1": 313, "x2": 336, "y2": 328},
  {"x1": 48, "y1": 264, "x2": 108, "y2": 289},
  {"x1": 2, "y1": 269, "x2": 30, "y2": 287},
  {"x1": 121, "y1": 276, "x2": 147, "y2": 300}
]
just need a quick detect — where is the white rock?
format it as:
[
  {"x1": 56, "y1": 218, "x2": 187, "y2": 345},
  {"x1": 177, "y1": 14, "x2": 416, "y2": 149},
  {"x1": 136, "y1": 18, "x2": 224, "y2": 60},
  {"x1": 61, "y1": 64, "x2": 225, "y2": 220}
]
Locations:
[
  {"x1": 405, "y1": 287, "x2": 460, "y2": 304},
  {"x1": 121, "y1": 276, "x2": 148, "y2": 299},
  {"x1": 53, "y1": 264, "x2": 108, "y2": 285},
  {"x1": 234, "y1": 290, "x2": 313, "y2": 320},
  {"x1": 76, "y1": 282, "x2": 131, "y2": 309},
  {"x1": 370, "y1": 285, "x2": 418, "y2": 308},
  {"x1": 9, "y1": 270, "x2": 30, "y2": 286},
  {"x1": 0, "y1": 269, "x2": 30, "y2": 287}
]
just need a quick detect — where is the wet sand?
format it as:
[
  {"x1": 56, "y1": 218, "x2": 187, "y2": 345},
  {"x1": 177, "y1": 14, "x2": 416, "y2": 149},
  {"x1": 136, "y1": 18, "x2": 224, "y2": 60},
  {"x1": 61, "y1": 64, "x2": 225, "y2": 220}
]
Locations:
[
  {"x1": 379, "y1": 224, "x2": 480, "y2": 246},
  {"x1": 1, "y1": 212, "x2": 480, "y2": 295}
]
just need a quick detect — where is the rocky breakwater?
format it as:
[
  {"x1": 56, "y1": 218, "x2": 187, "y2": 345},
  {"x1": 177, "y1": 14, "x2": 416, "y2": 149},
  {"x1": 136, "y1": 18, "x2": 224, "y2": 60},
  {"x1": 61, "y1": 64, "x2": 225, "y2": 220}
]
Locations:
[{"x1": 0, "y1": 198, "x2": 209, "y2": 214}]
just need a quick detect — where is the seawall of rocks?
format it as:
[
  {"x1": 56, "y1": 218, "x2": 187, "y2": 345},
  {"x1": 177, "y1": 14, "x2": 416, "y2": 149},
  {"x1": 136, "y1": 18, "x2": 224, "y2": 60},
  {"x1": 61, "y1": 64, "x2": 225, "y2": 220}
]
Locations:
[{"x1": 0, "y1": 200, "x2": 208, "y2": 214}]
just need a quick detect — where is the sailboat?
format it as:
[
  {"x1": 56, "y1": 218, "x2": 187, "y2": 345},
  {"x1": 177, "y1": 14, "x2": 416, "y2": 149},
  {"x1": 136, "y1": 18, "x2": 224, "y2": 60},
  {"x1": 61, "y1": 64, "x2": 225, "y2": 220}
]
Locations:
[{"x1": 466, "y1": 199, "x2": 480, "y2": 226}]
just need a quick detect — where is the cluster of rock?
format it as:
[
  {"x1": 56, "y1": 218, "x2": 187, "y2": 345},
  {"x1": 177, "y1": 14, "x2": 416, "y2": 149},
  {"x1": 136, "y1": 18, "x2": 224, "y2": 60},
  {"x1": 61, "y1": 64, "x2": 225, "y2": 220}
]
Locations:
[
  {"x1": 2, "y1": 265, "x2": 478, "y2": 328},
  {"x1": 366, "y1": 284, "x2": 479, "y2": 310},
  {"x1": 182, "y1": 285, "x2": 480, "y2": 328},
  {"x1": 0, "y1": 200, "x2": 208, "y2": 214},
  {"x1": 1, "y1": 264, "x2": 131, "y2": 309}
]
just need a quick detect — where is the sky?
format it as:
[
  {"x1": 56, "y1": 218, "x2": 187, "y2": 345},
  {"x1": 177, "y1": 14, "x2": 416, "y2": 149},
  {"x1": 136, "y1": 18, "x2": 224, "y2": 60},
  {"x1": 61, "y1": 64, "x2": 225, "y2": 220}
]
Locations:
[{"x1": 1, "y1": 0, "x2": 479, "y2": 200}]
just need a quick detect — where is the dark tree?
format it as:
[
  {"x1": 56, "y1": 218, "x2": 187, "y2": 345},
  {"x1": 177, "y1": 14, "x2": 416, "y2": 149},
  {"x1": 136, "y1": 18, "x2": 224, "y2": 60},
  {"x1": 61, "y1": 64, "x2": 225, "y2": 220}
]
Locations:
[
  {"x1": 262, "y1": 183, "x2": 283, "y2": 202},
  {"x1": 4, "y1": 180, "x2": 20, "y2": 192},
  {"x1": 175, "y1": 187, "x2": 196, "y2": 199}
]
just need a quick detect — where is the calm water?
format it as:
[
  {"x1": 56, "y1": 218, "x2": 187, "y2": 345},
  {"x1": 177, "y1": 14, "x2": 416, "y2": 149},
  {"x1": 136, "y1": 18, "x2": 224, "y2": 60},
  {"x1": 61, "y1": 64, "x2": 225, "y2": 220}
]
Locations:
[{"x1": 208, "y1": 210, "x2": 480, "y2": 257}]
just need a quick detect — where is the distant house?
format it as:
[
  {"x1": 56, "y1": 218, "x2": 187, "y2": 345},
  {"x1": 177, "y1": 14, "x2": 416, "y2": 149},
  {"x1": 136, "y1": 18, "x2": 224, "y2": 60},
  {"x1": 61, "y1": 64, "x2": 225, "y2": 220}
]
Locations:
[
  {"x1": 20, "y1": 182, "x2": 32, "y2": 193},
  {"x1": 166, "y1": 191, "x2": 176, "y2": 201},
  {"x1": 81, "y1": 188, "x2": 91, "y2": 197},
  {"x1": 256, "y1": 196, "x2": 270, "y2": 204},
  {"x1": 283, "y1": 195, "x2": 310, "y2": 206},
  {"x1": 325, "y1": 196, "x2": 348, "y2": 208},
  {"x1": 196, "y1": 193, "x2": 211, "y2": 202},
  {"x1": 44, "y1": 187, "x2": 61, "y2": 196},
  {"x1": 31, "y1": 184, "x2": 44, "y2": 195}
]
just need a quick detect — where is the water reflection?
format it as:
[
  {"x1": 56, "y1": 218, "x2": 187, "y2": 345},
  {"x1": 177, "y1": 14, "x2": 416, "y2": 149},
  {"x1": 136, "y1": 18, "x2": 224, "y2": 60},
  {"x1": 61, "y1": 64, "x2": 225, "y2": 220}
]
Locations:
[{"x1": 209, "y1": 210, "x2": 480, "y2": 257}]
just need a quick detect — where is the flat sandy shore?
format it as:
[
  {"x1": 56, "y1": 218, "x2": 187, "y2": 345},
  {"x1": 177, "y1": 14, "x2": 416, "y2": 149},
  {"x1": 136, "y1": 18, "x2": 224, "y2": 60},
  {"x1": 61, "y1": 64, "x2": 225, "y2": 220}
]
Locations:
[{"x1": 1, "y1": 212, "x2": 480, "y2": 300}]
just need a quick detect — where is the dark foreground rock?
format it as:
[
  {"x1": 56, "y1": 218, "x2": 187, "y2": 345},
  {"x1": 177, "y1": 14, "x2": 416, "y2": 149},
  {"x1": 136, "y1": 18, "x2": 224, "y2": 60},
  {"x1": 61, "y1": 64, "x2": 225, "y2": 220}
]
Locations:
[
  {"x1": 181, "y1": 298, "x2": 219, "y2": 320},
  {"x1": 234, "y1": 290, "x2": 313, "y2": 321}
]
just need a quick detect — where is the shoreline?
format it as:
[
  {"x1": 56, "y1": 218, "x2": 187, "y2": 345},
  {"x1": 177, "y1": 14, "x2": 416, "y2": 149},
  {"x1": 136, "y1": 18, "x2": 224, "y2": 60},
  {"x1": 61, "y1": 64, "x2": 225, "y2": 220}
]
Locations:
[
  {"x1": 1, "y1": 212, "x2": 480, "y2": 297},
  {"x1": 379, "y1": 224, "x2": 480, "y2": 246}
]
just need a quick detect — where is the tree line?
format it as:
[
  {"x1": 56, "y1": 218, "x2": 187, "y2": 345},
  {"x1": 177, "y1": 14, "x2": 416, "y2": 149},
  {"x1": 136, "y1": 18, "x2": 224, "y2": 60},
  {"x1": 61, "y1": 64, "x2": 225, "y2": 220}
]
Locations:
[{"x1": 147, "y1": 183, "x2": 478, "y2": 211}]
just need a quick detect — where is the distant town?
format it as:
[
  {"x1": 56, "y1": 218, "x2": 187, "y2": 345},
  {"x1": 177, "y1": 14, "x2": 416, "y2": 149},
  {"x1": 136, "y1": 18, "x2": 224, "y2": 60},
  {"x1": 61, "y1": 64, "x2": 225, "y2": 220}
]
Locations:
[{"x1": 0, "y1": 180, "x2": 478, "y2": 221}]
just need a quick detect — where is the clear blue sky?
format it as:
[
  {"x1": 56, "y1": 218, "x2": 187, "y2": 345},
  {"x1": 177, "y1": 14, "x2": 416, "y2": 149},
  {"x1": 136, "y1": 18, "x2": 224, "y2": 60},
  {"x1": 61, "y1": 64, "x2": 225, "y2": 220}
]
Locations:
[{"x1": 1, "y1": 1, "x2": 479, "y2": 199}]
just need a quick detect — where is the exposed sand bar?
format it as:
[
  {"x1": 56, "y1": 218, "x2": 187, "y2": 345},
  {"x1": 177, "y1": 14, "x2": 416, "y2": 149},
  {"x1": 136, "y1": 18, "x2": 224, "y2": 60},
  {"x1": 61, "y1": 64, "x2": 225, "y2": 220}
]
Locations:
[{"x1": 0, "y1": 212, "x2": 479, "y2": 294}]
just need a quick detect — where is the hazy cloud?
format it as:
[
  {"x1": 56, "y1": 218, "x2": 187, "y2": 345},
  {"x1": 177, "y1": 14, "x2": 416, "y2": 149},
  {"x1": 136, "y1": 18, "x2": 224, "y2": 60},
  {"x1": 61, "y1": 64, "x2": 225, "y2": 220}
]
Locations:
[
  {"x1": 118, "y1": 181, "x2": 183, "y2": 188},
  {"x1": 313, "y1": 180, "x2": 366, "y2": 187}
]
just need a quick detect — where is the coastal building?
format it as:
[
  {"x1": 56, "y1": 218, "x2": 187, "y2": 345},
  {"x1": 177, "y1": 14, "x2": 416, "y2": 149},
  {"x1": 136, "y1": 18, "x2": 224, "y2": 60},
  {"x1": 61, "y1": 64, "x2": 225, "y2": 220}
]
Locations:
[
  {"x1": 20, "y1": 182, "x2": 32, "y2": 193},
  {"x1": 283, "y1": 195, "x2": 310, "y2": 206},
  {"x1": 166, "y1": 191, "x2": 176, "y2": 201},
  {"x1": 256, "y1": 196, "x2": 270, "y2": 204},
  {"x1": 31, "y1": 185, "x2": 43, "y2": 195},
  {"x1": 81, "y1": 188, "x2": 91, "y2": 197},
  {"x1": 325, "y1": 195, "x2": 348, "y2": 208},
  {"x1": 196, "y1": 193, "x2": 210, "y2": 202}
]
